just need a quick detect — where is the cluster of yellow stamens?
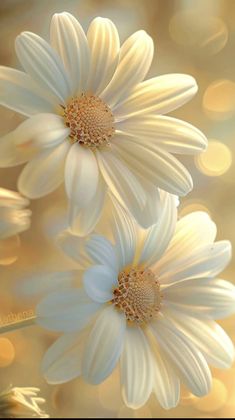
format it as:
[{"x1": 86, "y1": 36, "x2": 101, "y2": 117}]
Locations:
[
  {"x1": 112, "y1": 268, "x2": 162, "y2": 324},
  {"x1": 63, "y1": 93, "x2": 115, "y2": 148}
]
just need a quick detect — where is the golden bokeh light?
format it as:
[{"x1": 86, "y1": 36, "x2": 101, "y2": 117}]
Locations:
[
  {"x1": 195, "y1": 140, "x2": 232, "y2": 176},
  {"x1": 169, "y1": 11, "x2": 228, "y2": 55},
  {"x1": 0, "y1": 337, "x2": 15, "y2": 367},
  {"x1": 192, "y1": 378, "x2": 228, "y2": 412},
  {"x1": 203, "y1": 80, "x2": 235, "y2": 120}
]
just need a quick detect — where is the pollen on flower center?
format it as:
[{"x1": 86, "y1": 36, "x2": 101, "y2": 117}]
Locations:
[
  {"x1": 112, "y1": 268, "x2": 162, "y2": 324},
  {"x1": 63, "y1": 93, "x2": 115, "y2": 148}
]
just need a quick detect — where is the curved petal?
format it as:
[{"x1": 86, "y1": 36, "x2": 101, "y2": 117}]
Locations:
[
  {"x1": 85, "y1": 234, "x2": 118, "y2": 271},
  {"x1": 112, "y1": 134, "x2": 193, "y2": 196},
  {"x1": 139, "y1": 193, "x2": 177, "y2": 268},
  {"x1": 0, "y1": 66, "x2": 57, "y2": 116},
  {"x1": 151, "y1": 341, "x2": 180, "y2": 410},
  {"x1": 42, "y1": 330, "x2": 87, "y2": 384},
  {"x1": 83, "y1": 264, "x2": 117, "y2": 303},
  {"x1": 164, "y1": 278, "x2": 235, "y2": 319},
  {"x1": 116, "y1": 115, "x2": 207, "y2": 154},
  {"x1": 127, "y1": 178, "x2": 162, "y2": 229},
  {"x1": 158, "y1": 240, "x2": 232, "y2": 285},
  {"x1": 150, "y1": 316, "x2": 212, "y2": 397},
  {"x1": 50, "y1": 12, "x2": 90, "y2": 94},
  {"x1": 166, "y1": 310, "x2": 235, "y2": 369},
  {"x1": 14, "y1": 113, "x2": 70, "y2": 149},
  {"x1": 19, "y1": 270, "x2": 79, "y2": 298},
  {"x1": 15, "y1": 31, "x2": 71, "y2": 104},
  {"x1": 0, "y1": 207, "x2": 31, "y2": 239},
  {"x1": 18, "y1": 141, "x2": 69, "y2": 199},
  {"x1": 0, "y1": 188, "x2": 29, "y2": 209},
  {"x1": 97, "y1": 149, "x2": 146, "y2": 222},
  {"x1": 109, "y1": 195, "x2": 137, "y2": 270},
  {"x1": 68, "y1": 175, "x2": 106, "y2": 237},
  {"x1": 114, "y1": 74, "x2": 198, "y2": 120},
  {"x1": 120, "y1": 326, "x2": 153, "y2": 409},
  {"x1": 65, "y1": 143, "x2": 99, "y2": 207},
  {"x1": 101, "y1": 30, "x2": 153, "y2": 109},
  {"x1": 36, "y1": 289, "x2": 101, "y2": 332},
  {"x1": 82, "y1": 305, "x2": 126, "y2": 384},
  {"x1": 158, "y1": 212, "x2": 217, "y2": 272},
  {"x1": 87, "y1": 17, "x2": 120, "y2": 95},
  {"x1": 56, "y1": 230, "x2": 91, "y2": 268},
  {"x1": 0, "y1": 130, "x2": 34, "y2": 168}
]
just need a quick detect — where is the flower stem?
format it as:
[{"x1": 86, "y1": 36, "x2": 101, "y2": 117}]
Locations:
[{"x1": 0, "y1": 316, "x2": 36, "y2": 335}]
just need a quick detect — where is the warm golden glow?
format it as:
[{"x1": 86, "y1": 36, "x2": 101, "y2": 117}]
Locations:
[
  {"x1": 203, "y1": 80, "x2": 235, "y2": 120},
  {"x1": 0, "y1": 338, "x2": 15, "y2": 367},
  {"x1": 195, "y1": 140, "x2": 232, "y2": 176},
  {"x1": 192, "y1": 378, "x2": 228, "y2": 412}
]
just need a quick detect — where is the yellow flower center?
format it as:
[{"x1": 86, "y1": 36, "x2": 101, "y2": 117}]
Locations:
[
  {"x1": 63, "y1": 94, "x2": 115, "y2": 148},
  {"x1": 112, "y1": 268, "x2": 162, "y2": 324}
]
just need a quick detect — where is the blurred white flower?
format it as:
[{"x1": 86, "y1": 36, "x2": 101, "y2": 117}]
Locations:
[
  {"x1": 0, "y1": 386, "x2": 49, "y2": 418},
  {"x1": 0, "y1": 12, "x2": 207, "y2": 235},
  {"x1": 0, "y1": 188, "x2": 31, "y2": 265},
  {"x1": 35, "y1": 195, "x2": 235, "y2": 410}
]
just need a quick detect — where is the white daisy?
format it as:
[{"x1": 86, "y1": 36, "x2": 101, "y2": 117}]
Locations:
[
  {"x1": 0, "y1": 188, "x2": 31, "y2": 264},
  {"x1": 35, "y1": 195, "x2": 235, "y2": 410},
  {"x1": 0, "y1": 12, "x2": 207, "y2": 234},
  {"x1": 0, "y1": 386, "x2": 49, "y2": 418}
]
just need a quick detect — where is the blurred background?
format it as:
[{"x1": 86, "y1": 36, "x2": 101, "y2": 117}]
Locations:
[{"x1": 0, "y1": 0, "x2": 235, "y2": 417}]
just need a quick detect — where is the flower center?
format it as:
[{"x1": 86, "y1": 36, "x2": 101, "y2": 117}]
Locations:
[
  {"x1": 63, "y1": 94, "x2": 115, "y2": 148},
  {"x1": 112, "y1": 268, "x2": 162, "y2": 324}
]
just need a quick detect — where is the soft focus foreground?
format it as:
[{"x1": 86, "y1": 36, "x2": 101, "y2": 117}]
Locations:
[{"x1": 0, "y1": 0, "x2": 235, "y2": 418}]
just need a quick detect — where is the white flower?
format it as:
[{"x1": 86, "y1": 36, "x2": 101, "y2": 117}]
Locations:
[
  {"x1": 0, "y1": 12, "x2": 207, "y2": 235},
  {"x1": 35, "y1": 195, "x2": 235, "y2": 410},
  {"x1": 0, "y1": 386, "x2": 49, "y2": 418},
  {"x1": 0, "y1": 188, "x2": 31, "y2": 264}
]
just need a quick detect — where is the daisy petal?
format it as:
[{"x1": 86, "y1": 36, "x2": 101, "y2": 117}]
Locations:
[
  {"x1": 85, "y1": 234, "x2": 118, "y2": 271},
  {"x1": 97, "y1": 149, "x2": 146, "y2": 220},
  {"x1": 158, "y1": 240, "x2": 231, "y2": 284},
  {"x1": 167, "y1": 310, "x2": 235, "y2": 369},
  {"x1": 139, "y1": 193, "x2": 177, "y2": 267},
  {"x1": 15, "y1": 31, "x2": 71, "y2": 104},
  {"x1": 68, "y1": 176, "x2": 106, "y2": 237},
  {"x1": 0, "y1": 66, "x2": 56, "y2": 116},
  {"x1": 82, "y1": 305, "x2": 126, "y2": 384},
  {"x1": 50, "y1": 12, "x2": 90, "y2": 94},
  {"x1": 0, "y1": 207, "x2": 31, "y2": 239},
  {"x1": 65, "y1": 143, "x2": 99, "y2": 207},
  {"x1": 110, "y1": 196, "x2": 137, "y2": 269},
  {"x1": 120, "y1": 326, "x2": 153, "y2": 409},
  {"x1": 151, "y1": 316, "x2": 212, "y2": 397},
  {"x1": 87, "y1": 17, "x2": 120, "y2": 95},
  {"x1": 36, "y1": 289, "x2": 101, "y2": 332},
  {"x1": 19, "y1": 270, "x2": 78, "y2": 298},
  {"x1": 116, "y1": 115, "x2": 207, "y2": 154},
  {"x1": 112, "y1": 135, "x2": 193, "y2": 196},
  {"x1": 0, "y1": 130, "x2": 34, "y2": 168},
  {"x1": 18, "y1": 141, "x2": 69, "y2": 199},
  {"x1": 14, "y1": 113, "x2": 70, "y2": 149},
  {"x1": 128, "y1": 178, "x2": 162, "y2": 229},
  {"x1": 83, "y1": 264, "x2": 117, "y2": 303},
  {"x1": 56, "y1": 230, "x2": 90, "y2": 268},
  {"x1": 101, "y1": 30, "x2": 153, "y2": 109},
  {"x1": 164, "y1": 278, "x2": 235, "y2": 319},
  {"x1": 151, "y1": 343, "x2": 180, "y2": 409},
  {"x1": 115, "y1": 74, "x2": 197, "y2": 120},
  {"x1": 42, "y1": 330, "x2": 87, "y2": 384}
]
